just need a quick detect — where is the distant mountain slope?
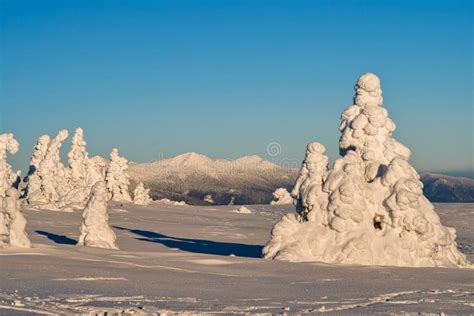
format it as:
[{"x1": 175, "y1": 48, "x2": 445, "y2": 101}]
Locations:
[
  {"x1": 127, "y1": 152, "x2": 298, "y2": 205},
  {"x1": 420, "y1": 173, "x2": 474, "y2": 203},
  {"x1": 127, "y1": 153, "x2": 474, "y2": 204}
]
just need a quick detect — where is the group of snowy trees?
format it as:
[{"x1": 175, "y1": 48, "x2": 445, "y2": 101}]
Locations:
[
  {"x1": 22, "y1": 128, "x2": 151, "y2": 209},
  {"x1": 0, "y1": 127, "x2": 153, "y2": 250}
]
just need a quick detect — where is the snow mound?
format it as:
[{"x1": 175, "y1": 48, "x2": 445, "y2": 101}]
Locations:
[
  {"x1": 203, "y1": 194, "x2": 214, "y2": 204},
  {"x1": 263, "y1": 73, "x2": 470, "y2": 268},
  {"x1": 155, "y1": 198, "x2": 187, "y2": 206},
  {"x1": 271, "y1": 188, "x2": 293, "y2": 205},
  {"x1": 236, "y1": 206, "x2": 252, "y2": 214}
]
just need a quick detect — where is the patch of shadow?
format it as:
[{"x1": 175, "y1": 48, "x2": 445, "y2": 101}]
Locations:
[
  {"x1": 458, "y1": 241, "x2": 474, "y2": 254},
  {"x1": 114, "y1": 226, "x2": 263, "y2": 258},
  {"x1": 36, "y1": 230, "x2": 77, "y2": 245}
]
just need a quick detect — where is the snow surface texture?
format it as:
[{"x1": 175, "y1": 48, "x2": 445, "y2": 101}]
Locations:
[
  {"x1": 263, "y1": 73, "x2": 470, "y2": 268},
  {"x1": 0, "y1": 133, "x2": 31, "y2": 248},
  {"x1": 270, "y1": 188, "x2": 293, "y2": 205},
  {"x1": 0, "y1": 203, "x2": 473, "y2": 314},
  {"x1": 106, "y1": 148, "x2": 132, "y2": 203},
  {"x1": 78, "y1": 181, "x2": 118, "y2": 249},
  {"x1": 133, "y1": 182, "x2": 152, "y2": 205}
]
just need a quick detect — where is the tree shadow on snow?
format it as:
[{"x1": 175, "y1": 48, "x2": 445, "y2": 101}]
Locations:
[
  {"x1": 114, "y1": 226, "x2": 263, "y2": 258},
  {"x1": 36, "y1": 230, "x2": 77, "y2": 245}
]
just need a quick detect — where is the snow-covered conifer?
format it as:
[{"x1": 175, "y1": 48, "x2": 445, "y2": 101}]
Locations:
[
  {"x1": 23, "y1": 135, "x2": 50, "y2": 202},
  {"x1": 133, "y1": 182, "x2": 152, "y2": 205},
  {"x1": 263, "y1": 73, "x2": 470, "y2": 268},
  {"x1": 105, "y1": 148, "x2": 132, "y2": 203},
  {"x1": 36, "y1": 129, "x2": 70, "y2": 205},
  {"x1": 270, "y1": 188, "x2": 293, "y2": 205},
  {"x1": 78, "y1": 181, "x2": 118, "y2": 249},
  {"x1": 0, "y1": 133, "x2": 31, "y2": 248}
]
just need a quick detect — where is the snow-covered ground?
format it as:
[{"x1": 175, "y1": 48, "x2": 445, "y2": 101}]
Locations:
[{"x1": 0, "y1": 203, "x2": 473, "y2": 314}]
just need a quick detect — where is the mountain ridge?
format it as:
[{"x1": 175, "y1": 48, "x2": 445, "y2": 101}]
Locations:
[{"x1": 126, "y1": 152, "x2": 474, "y2": 205}]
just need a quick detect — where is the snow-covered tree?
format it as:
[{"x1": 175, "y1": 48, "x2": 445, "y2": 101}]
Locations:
[
  {"x1": 0, "y1": 133, "x2": 31, "y2": 248},
  {"x1": 5, "y1": 187, "x2": 31, "y2": 248},
  {"x1": 60, "y1": 128, "x2": 105, "y2": 208},
  {"x1": 23, "y1": 135, "x2": 50, "y2": 202},
  {"x1": 133, "y1": 182, "x2": 152, "y2": 205},
  {"x1": 67, "y1": 128, "x2": 104, "y2": 186},
  {"x1": 78, "y1": 181, "x2": 118, "y2": 249},
  {"x1": 68, "y1": 127, "x2": 90, "y2": 185},
  {"x1": 35, "y1": 129, "x2": 70, "y2": 207},
  {"x1": 105, "y1": 148, "x2": 132, "y2": 203},
  {"x1": 270, "y1": 188, "x2": 293, "y2": 205},
  {"x1": 263, "y1": 73, "x2": 470, "y2": 268}
]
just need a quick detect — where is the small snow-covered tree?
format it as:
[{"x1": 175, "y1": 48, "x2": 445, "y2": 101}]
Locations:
[
  {"x1": 68, "y1": 127, "x2": 89, "y2": 185},
  {"x1": 23, "y1": 135, "x2": 50, "y2": 203},
  {"x1": 0, "y1": 133, "x2": 31, "y2": 248},
  {"x1": 133, "y1": 182, "x2": 152, "y2": 205},
  {"x1": 263, "y1": 73, "x2": 470, "y2": 268},
  {"x1": 5, "y1": 187, "x2": 31, "y2": 248},
  {"x1": 78, "y1": 181, "x2": 118, "y2": 249},
  {"x1": 270, "y1": 188, "x2": 293, "y2": 205},
  {"x1": 105, "y1": 148, "x2": 132, "y2": 203}
]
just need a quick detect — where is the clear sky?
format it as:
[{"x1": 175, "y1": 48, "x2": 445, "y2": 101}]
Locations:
[{"x1": 1, "y1": 0, "x2": 472, "y2": 175}]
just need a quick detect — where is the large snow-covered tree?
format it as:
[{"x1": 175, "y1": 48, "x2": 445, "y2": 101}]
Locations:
[{"x1": 263, "y1": 73, "x2": 470, "y2": 268}]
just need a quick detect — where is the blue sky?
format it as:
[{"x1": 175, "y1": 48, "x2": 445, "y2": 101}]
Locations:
[{"x1": 1, "y1": 0, "x2": 472, "y2": 175}]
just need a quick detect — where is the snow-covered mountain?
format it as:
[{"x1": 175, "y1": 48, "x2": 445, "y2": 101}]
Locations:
[
  {"x1": 127, "y1": 153, "x2": 474, "y2": 205},
  {"x1": 127, "y1": 152, "x2": 297, "y2": 205},
  {"x1": 421, "y1": 173, "x2": 474, "y2": 203}
]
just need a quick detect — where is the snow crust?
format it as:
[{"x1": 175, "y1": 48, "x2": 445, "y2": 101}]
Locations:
[
  {"x1": 0, "y1": 133, "x2": 31, "y2": 248},
  {"x1": 78, "y1": 181, "x2": 118, "y2": 249},
  {"x1": 263, "y1": 73, "x2": 470, "y2": 268},
  {"x1": 270, "y1": 188, "x2": 293, "y2": 205}
]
